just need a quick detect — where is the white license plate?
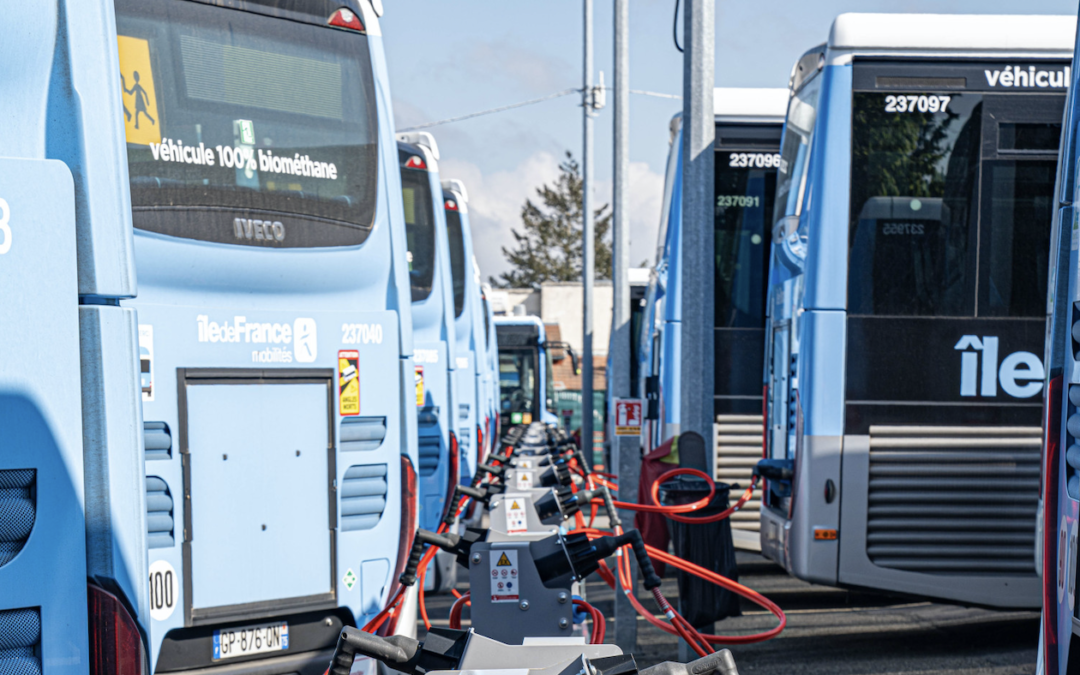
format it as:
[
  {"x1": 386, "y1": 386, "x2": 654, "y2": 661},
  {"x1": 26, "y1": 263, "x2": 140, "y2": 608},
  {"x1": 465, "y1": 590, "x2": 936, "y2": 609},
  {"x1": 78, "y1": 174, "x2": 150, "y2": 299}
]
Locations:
[{"x1": 213, "y1": 622, "x2": 289, "y2": 660}]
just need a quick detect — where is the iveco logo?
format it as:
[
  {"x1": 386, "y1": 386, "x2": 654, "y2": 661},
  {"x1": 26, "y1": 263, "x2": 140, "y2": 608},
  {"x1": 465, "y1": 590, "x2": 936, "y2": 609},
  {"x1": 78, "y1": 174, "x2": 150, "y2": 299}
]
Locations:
[
  {"x1": 954, "y1": 335, "x2": 1044, "y2": 399},
  {"x1": 233, "y1": 217, "x2": 285, "y2": 243}
]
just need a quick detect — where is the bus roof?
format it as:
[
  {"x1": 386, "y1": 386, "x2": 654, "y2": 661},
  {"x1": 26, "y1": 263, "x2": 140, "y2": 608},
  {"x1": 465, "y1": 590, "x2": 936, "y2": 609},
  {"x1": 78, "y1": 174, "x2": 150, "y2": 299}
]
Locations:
[
  {"x1": 829, "y1": 13, "x2": 1076, "y2": 55},
  {"x1": 494, "y1": 315, "x2": 547, "y2": 343},
  {"x1": 714, "y1": 87, "x2": 789, "y2": 121}
]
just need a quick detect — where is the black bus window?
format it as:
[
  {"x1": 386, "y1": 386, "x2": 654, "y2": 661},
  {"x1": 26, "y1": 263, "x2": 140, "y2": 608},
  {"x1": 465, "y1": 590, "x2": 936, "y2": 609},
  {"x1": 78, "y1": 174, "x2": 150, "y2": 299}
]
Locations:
[
  {"x1": 848, "y1": 93, "x2": 982, "y2": 316},
  {"x1": 116, "y1": 0, "x2": 378, "y2": 247},
  {"x1": 981, "y1": 160, "x2": 1056, "y2": 317},
  {"x1": 446, "y1": 209, "x2": 467, "y2": 318},
  {"x1": 715, "y1": 155, "x2": 776, "y2": 328},
  {"x1": 400, "y1": 165, "x2": 435, "y2": 302},
  {"x1": 499, "y1": 351, "x2": 536, "y2": 415}
]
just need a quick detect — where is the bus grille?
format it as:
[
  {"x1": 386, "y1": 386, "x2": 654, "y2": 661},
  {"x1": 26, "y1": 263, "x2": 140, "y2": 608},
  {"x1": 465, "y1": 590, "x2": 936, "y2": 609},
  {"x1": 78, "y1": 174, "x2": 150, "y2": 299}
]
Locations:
[
  {"x1": 0, "y1": 608, "x2": 40, "y2": 675},
  {"x1": 866, "y1": 425, "x2": 1041, "y2": 574},
  {"x1": 418, "y1": 435, "x2": 441, "y2": 476},
  {"x1": 0, "y1": 470, "x2": 35, "y2": 568},
  {"x1": 715, "y1": 415, "x2": 763, "y2": 536},
  {"x1": 340, "y1": 417, "x2": 387, "y2": 453},
  {"x1": 146, "y1": 477, "x2": 175, "y2": 549},
  {"x1": 341, "y1": 464, "x2": 387, "y2": 532},
  {"x1": 144, "y1": 422, "x2": 172, "y2": 461}
]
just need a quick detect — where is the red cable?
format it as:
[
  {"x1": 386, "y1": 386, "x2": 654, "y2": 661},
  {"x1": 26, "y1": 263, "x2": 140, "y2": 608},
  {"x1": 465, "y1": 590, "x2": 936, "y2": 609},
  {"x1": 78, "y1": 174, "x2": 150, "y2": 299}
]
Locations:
[
  {"x1": 448, "y1": 591, "x2": 471, "y2": 629},
  {"x1": 573, "y1": 598, "x2": 606, "y2": 643}
]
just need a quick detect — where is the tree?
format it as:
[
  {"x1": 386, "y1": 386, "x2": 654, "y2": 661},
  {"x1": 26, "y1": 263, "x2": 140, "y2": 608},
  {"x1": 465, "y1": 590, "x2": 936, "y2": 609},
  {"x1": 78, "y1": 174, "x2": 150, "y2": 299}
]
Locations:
[{"x1": 492, "y1": 151, "x2": 612, "y2": 288}]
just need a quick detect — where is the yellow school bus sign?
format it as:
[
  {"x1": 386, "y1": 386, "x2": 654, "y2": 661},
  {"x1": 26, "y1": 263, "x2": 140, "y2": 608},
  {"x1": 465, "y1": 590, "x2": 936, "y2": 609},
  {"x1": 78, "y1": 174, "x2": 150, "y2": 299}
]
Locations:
[{"x1": 117, "y1": 36, "x2": 161, "y2": 145}]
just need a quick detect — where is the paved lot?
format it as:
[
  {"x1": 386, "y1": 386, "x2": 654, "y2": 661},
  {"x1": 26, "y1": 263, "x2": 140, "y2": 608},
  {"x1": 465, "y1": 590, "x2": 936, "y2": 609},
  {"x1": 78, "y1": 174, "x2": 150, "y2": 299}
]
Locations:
[{"x1": 419, "y1": 552, "x2": 1040, "y2": 675}]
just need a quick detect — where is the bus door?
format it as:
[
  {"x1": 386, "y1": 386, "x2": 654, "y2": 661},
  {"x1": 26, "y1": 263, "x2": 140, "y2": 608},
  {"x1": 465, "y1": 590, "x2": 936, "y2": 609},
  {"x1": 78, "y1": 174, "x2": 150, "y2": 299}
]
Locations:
[
  {"x1": 838, "y1": 59, "x2": 1065, "y2": 607},
  {"x1": 115, "y1": 0, "x2": 411, "y2": 670}
]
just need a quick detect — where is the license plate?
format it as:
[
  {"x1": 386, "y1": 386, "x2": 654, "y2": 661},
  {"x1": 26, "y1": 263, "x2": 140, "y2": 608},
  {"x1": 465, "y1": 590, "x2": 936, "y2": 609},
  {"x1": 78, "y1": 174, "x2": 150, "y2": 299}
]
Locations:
[{"x1": 213, "y1": 622, "x2": 289, "y2": 660}]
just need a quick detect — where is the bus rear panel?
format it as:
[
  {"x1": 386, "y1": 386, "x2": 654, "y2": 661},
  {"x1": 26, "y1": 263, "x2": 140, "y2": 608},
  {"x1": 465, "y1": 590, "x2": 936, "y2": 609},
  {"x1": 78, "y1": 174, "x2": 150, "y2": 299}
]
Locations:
[
  {"x1": 116, "y1": 0, "x2": 412, "y2": 670},
  {"x1": 762, "y1": 15, "x2": 1071, "y2": 608}
]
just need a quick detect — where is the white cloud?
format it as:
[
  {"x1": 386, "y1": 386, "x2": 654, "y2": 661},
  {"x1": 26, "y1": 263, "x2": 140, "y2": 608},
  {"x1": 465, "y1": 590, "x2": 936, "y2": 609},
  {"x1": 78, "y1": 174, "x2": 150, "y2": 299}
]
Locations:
[{"x1": 438, "y1": 153, "x2": 666, "y2": 284}]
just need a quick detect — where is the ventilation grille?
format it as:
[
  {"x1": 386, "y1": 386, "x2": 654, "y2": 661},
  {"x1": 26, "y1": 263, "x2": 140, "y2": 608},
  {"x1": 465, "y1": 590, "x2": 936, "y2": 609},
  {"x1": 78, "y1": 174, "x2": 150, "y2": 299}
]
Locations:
[
  {"x1": 459, "y1": 404, "x2": 469, "y2": 420},
  {"x1": 458, "y1": 427, "x2": 471, "y2": 456},
  {"x1": 714, "y1": 416, "x2": 762, "y2": 534},
  {"x1": 866, "y1": 425, "x2": 1041, "y2": 574},
  {"x1": 418, "y1": 435, "x2": 441, "y2": 477},
  {"x1": 0, "y1": 470, "x2": 35, "y2": 568},
  {"x1": 0, "y1": 608, "x2": 40, "y2": 675},
  {"x1": 340, "y1": 417, "x2": 387, "y2": 452},
  {"x1": 146, "y1": 477, "x2": 175, "y2": 549},
  {"x1": 341, "y1": 464, "x2": 387, "y2": 532},
  {"x1": 144, "y1": 422, "x2": 172, "y2": 461}
]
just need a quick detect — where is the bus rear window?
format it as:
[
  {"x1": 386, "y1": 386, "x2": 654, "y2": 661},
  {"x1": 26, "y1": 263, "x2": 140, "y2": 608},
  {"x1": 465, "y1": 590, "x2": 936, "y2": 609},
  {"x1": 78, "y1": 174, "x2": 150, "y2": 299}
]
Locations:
[
  {"x1": 446, "y1": 209, "x2": 467, "y2": 318},
  {"x1": 400, "y1": 163, "x2": 435, "y2": 303},
  {"x1": 116, "y1": 0, "x2": 378, "y2": 247},
  {"x1": 715, "y1": 153, "x2": 776, "y2": 328}
]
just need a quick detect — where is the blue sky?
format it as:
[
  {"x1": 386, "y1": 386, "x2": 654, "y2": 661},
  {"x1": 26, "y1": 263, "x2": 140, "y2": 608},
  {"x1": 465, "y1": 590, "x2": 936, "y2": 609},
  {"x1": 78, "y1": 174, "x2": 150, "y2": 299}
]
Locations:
[{"x1": 381, "y1": 1, "x2": 1077, "y2": 281}]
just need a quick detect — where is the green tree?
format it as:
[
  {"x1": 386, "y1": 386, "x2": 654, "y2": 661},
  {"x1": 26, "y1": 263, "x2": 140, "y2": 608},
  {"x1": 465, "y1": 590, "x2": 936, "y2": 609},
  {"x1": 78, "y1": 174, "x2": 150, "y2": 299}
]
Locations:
[{"x1": 492, "y1": 151, "x2": 612, "y2": 288}]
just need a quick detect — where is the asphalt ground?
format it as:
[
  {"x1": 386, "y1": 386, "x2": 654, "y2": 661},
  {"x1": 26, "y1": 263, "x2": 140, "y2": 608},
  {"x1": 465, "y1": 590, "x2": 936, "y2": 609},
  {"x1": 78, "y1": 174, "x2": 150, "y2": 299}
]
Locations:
[{"x1": 418, "y1": 550, "x2": 1041, "y2": 675}]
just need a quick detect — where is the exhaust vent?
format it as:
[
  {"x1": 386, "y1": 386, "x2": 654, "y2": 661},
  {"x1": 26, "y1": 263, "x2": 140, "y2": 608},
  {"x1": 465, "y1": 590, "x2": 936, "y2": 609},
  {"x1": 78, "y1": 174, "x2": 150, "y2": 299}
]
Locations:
[
  {"x1": 0, "y1": 469, "x2": 35, "y2": 568},
  {"x1": 341, "y1": 464, "x2": 388, "y2": 531},
  {"x1": 0, "y1": 608, "x2": 40, "y2": 675},
  {"x1": 146, "y1": 477, "x2": 175, "y2": 549},
  {"x1": 340, "y1": 417, "x2": 387, "y2": 452},
  {"x1": 144, "y1": 421, "x2": 172, "y2": 460},
  {"x1": 866, "y1": 425, "x2": 1040, "y2": 574}
]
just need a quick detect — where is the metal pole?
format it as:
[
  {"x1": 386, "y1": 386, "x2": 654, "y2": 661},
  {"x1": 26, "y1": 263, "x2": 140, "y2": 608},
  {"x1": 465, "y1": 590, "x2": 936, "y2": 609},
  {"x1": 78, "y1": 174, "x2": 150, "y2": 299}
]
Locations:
[
  {"x1": 679, "y1": 0, "x2": 715, "y2": 658},
  {"x1": 581, "y1": 0, "x2": 595, "y2": 468},
  {"x1": 611, "y1": 0, "x2": 638, "y2": 655}
]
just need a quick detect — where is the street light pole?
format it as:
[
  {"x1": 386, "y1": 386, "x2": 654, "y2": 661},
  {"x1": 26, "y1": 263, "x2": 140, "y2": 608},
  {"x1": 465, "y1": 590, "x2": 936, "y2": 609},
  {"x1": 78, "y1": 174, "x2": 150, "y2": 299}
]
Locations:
[{"x1": 581, "y1": 0, "x2": 595, "y2": 467}]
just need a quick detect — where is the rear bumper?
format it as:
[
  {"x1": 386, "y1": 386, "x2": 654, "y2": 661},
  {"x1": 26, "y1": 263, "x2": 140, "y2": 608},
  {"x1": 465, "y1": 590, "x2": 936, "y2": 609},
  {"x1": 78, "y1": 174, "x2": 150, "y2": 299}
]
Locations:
[{"x1": 158, "y1": 648, "x2": 334, "y2": 675}]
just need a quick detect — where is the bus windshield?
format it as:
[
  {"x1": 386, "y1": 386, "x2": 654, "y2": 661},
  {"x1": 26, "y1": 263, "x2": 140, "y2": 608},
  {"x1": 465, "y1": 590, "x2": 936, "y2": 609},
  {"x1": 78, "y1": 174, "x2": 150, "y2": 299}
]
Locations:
[
  {"x1": 774, "y1": 76, "x2": 821, "y2": 224},
  {"x1": 446, "y1": 209, "x2": 467, "y2": 317},
  {"x1": 400, "y1": 161, "x2": 435, "y2": 302},
  {"x1": 715, "y1": 152, "x2": 777, "y2": 327},
  {"x1": 848, "y1": 89, "x2": 1060, "y2": 317},
  {"x1": 500, "y1": 350, "x2": 537, "y2": 418},
  {"x1": 116, "y1": 0, "x2": 378, "y2": 247}
]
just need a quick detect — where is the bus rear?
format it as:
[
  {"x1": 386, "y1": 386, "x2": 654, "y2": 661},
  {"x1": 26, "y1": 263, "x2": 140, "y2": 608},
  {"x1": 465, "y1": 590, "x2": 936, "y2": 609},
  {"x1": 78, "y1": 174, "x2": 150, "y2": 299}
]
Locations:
[
  {"x1": 1041, "y1": 9, "x2": 1080, "y2": 672},
  {"x1": 114, "y1": 0, "x2": 417, "y2": 670},
  {"x1": 762, "y1": 13, "x2": 1073, "y2": 608},
  {"x1": 644, "y1": 89, "x2": 787, "y2": 550}
]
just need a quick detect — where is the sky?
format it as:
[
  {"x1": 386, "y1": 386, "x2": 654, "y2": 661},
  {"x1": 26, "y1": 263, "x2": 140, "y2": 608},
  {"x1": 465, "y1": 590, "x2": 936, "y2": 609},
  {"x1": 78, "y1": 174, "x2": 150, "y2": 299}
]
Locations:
[{"x1": 381, "y1": 0, "x2": 1078, "y2": 282}]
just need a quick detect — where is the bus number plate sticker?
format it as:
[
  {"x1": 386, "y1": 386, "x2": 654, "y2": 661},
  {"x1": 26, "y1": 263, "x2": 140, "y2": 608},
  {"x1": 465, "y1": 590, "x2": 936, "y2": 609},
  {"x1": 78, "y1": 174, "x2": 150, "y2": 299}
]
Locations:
[
  {"x1": 506, "y1": 497, "x2": 529, "y2": 534},
  {"x1": 213, "y1": 621, "x2": 289, "y2": 660},
  {"x1": 338, "y1": 350, "x2": 360, "y2": 416},
  {"x1": 490, "y1": 549, "x2": 519, "y2": 602}
]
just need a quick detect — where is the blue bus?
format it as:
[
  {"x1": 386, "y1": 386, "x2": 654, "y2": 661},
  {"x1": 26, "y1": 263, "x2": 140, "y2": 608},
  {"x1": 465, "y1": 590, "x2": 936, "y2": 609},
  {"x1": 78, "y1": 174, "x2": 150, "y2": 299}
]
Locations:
[
  {"x1": 442, "y1": 179, "x2": 483, "y2": 483},
  {"x1": 638, "y1": 88, "x2": 787, "y2": 551},
  {"x1": 0, "y1": 0, "x2": 149, "y2": 672},
  {"x1": 116, "y1": 0, "x2": 419, "y2": 670},
  {"x1": 761, "y1": 13, "x2": 1073, "y2": 608},
  {"x1": 478, "y1": 283, "x2": 500, "y2": 458},
  {"x1": 396, "y1": 134, "x2": 459, "y2": 539},
  {"x1": 1039, "y1": 8, "x2": 1080, "y2": 673},
  {"x1": 496, "y1": 316, "x2": 559, "y2": 428}
]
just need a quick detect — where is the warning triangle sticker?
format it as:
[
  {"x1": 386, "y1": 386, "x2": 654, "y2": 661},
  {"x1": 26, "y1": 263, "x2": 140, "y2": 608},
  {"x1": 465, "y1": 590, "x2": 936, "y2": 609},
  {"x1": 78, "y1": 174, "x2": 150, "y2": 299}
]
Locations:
[
  {"x1": 496, "y1": 553, "x2": 512, "y2": 566},
  {"x1": 511, "y1": 501, "x2": 521, "y2": 510}
]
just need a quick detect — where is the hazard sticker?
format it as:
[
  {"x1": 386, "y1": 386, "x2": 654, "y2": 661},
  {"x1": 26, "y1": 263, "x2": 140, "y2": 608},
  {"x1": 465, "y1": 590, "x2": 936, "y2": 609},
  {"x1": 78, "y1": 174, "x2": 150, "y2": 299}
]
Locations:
[
  {"x1": 415, "y1": 366, "x2": 425, "y2": 406},
  {"x1": 516, "y1": 471, "x2": 533, "y2": 490},
  {"x1": 506, "y1": 497, "x2": 529, "y2": 535},
  {"x1": 490, "y1": 549, "x2": 519, "y2": 602},
  {"x1": 138, "y1": 324, "x2": 154, "y2": 402},
  {"x1": 338, "y1": 350, "x2": 359, "y2": 416}
]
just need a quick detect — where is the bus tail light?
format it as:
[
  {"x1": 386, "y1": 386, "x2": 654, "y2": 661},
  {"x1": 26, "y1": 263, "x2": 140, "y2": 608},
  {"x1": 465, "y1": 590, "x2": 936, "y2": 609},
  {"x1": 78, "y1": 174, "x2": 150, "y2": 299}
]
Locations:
[
  {"x1": 328, "y1": 8, "x2": 365, "y2": 32},
  {"x1": 1043, "y1": 374, "x2": 1063, "y2": 675},
  {"x1": 444, "y1": 432, "x2": 460, "y2": 519},
  {"x1": 88, "y1": 584, "x2": 145, "y2": 675},
  {"x1": 477, "y1": 423, "x2": 485, "y2": 463}
]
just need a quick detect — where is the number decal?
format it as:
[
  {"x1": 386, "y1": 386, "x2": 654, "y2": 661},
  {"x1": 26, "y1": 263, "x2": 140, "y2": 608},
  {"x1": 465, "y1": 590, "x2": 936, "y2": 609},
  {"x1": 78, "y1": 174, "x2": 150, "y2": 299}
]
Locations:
[
  {"x1": 716, "y1": 195, "x2": 761, "y2": 209},
  {"x1": 0, "y1": 198, "x2": 10, "y2": 255},
  {"x1": 148, "y1": 560, "x2": 178, "y2": 621},
  {"x1": 884, "y1": 95, "x2": 950, "y2": 114},
  {"x1": 341, "y1": 323, "x2": 384, "y2": 345},
  {"x1": 727, "y1": 153, "x2": 780, "y2": 169}
]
